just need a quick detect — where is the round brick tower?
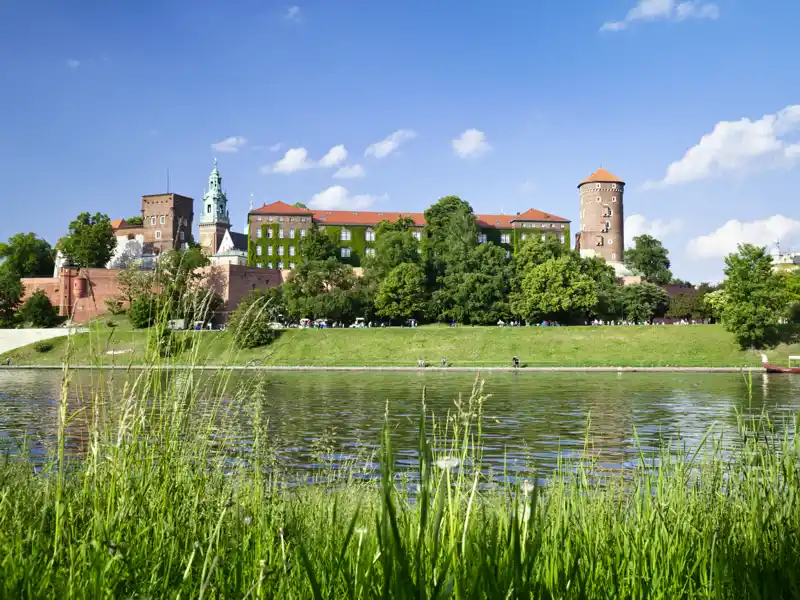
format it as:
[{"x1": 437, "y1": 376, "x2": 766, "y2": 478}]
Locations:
[{"x1": 577, "y1": 168, "x2": 625, "y2": 271}]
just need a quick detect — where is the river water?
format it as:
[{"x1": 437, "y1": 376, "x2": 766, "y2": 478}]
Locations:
[{"x1": 1, "y1": 370, "x2": 798, "y2": 476}]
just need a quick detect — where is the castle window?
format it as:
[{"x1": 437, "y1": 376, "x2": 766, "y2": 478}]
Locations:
[
  {"x1": 207, "y1": 205, "x2": 211, "y2": 214},
  {"x1": 150, "y1": 216, "x2": 156, "y2": 225},
  {"x1": 279, "y1": 228, "x2": 285, "y2": 239},
  {"x1": 522, "y1": 234, "x2": 528, "y2": 240},
  {"x1": 596, "y1": 197, "x2": 601, "y2": 203},
  {"x1": 603, "y1": 221, "x2": 610, "y2": 232},
  {"x1": 541, "y1": 234, "x2": 546, "y2": 241},
  {"x1": 268, "y1": 216, "x2": 274, "y2": 222},
  {"x1": 278, "y1": 261, "x2": 284, "y2": 269},
  {"x1": 267, "y1": 228, "x2": 273, "y2": 239},
  {"x1": 603, "y1": 206, "x2": 612, "y2": 217},
  {"x1": 278, "y1": 246, "x2": 284, "y2": 256},
  {"x1": 340, "y1": 228, "x2": 351, "y2": 241},
  {"x1": 289, "y1": 228, "x2": 296, "y2": 238},
  {"x1": 278, "y1": 217, "x2": 284, "y2": 222},
  {"x1": 267, "y1": 262, "x2": 273, "y2": 269},
  {"x1": 300, "y1": 228, "x2": 307, "y2": 237},
  {"x1": 559, "y1": 234, "x2": 565, "y2": 244},
  {"x1": 256, "y1": 246, "x2": 262, "y2": 256},
  {"x1": 159, "y1": 216, "x2": 165, "y2": 225},
  {"x1": 365, "y1": 247, "x2": 376, "y2": 258},
  {"x1": 289, "y1": 217, "x2": 296, "y2": 222},
  {"x1": 477, "y1": 233, "x2": 487, "y2": 244},
  {"x1": 501, "y1": 233, "x2": 511, "y2": 244},
  {"x1": 155, "y1": 230, "x2": 162, "y2": 240},
  {"x1": 612, "y1": 197, "x2": 617, "y2": 203},
  {"x1": 560, "y1": 223, "x2": 565, "y2": 228},
  {"x1": 611, "y1": 253, "x2": 617, "y2": 260},
  {"x1": 611, "y1": 183, "x2": 617, "y2": 190},
  {"x1": 365, "y1": 229, "x2": 375, "y2": 242},
  {"x1": 412, "y1": 231, "x2": 421, "y2": 241},
  {"x1": 341, "y1": 247, "x2": 351, "y2": 258},
  {"x1": 267, "y1": 246, "x2": 273, "y2": 256},
  {"x1": 289, "y1": 262, "x2": 295, "y2": 269},
  {"x1": 596, "y1": 183, "x2": 601, "y2": 189},
  {"x1": 609, "y1": 238, "x2": 614, "y2": 245},
  {"x1": 505, "y1": 250, "x2": 511, "y2": 259},
  {"x1": 289, "y1": 246, "x2": 295, "y2": 256},
  {"x1": 179, "y1": 231, "x2": 185, "y2": 241},
  {"x1": 595, "y1": 235, "x2": 604, "y2": 246},
  {"x1": 256, "y1": 263, "x2": 262, "y2": 268}
]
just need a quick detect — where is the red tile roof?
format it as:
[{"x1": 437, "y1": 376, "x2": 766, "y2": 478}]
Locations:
[
  {"x1": 579, "y1": 168, "x2": 624, "y2": 186},
  {"x1": 251, "y1": 201, "x2": 569, "y2": 229},
  {"x1": 251, "y1": 201, "x2": 312, "y2": 216},
  {"x1": 110, "y1": 218, "x2": 128, "y2": 230}
]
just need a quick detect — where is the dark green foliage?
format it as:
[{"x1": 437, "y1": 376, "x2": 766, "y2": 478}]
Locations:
[
  {"x1": 128, "y1": 295, "x2": 157, "y2": 329},
  {"x1": 421, "y1": 195, "x2": 477, "y2": 283},
  {"x1": 124, "y1": 216, "x2": 143, "y2": 227},
  {"x1": 227, "y1": 289, "x2": 281, "y2": 349},
  {"x1": 362, "y1": 220, "x2": 420, "y2": 283},
  {"x1": 666, "y1": 291, "x2": 709, "y2": 321},
  {"x1": 375, "y1": 263, "x2": 427, "y2": 322},
  {"x1": 298, "y1": 226, "x2": 338, "y2": 263},
  {"x1": 0, "y1": 270, "x2": 23, "y2": 327},
  {"x1": 622, "y1": 282, "x2": 670, "y2": 324},
  {"x1": 104, "y1": 297, "x2": 125, "y2": 315},
  {"x1": 57, "y1": 212, "x2": 116, "y2": 268},
  {"x1": 722, "y1": 244, "x2": 788, "y2": 349},
  {"x1": 147, "y1": 327, "x2": 185, "y2": 358},
  {"x1": 154, "y1": 248, "x2": 211, "y2": 320},
  {"x1": 18, "y1": 290, "x2": 60, "y2": 328},
  {"x1": 32, "y1": 340, "x2": 53, "y2": 353},
  {"x1": 0, "y1": 232, "x2": 56, "y2": 278},
  {"x1": 623, "y1": 234, "x2": 673, "y2": 285},
  {"x1": 282, "y1": 258, "x2": 362, "y2": 322}
]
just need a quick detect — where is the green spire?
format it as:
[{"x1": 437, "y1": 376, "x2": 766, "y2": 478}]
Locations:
[{"x1": 200, "y1": 159, "x2": 229, "y2": 226}]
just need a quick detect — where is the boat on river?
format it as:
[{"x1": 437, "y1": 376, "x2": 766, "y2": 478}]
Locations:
[{"x1": 761, "y1": 354, "x2": 800, "y2": 374}]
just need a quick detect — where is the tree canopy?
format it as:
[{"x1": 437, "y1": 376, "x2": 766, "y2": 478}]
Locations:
[
  {"x1": 622, "y1": 282, "x2": 669, "y2": 324},
  {"x1": 0, "y1": 233, "x2": 56, "y2": 278},
  {"x1": 0, "y1": 270, "x2": 23, "y2": 327},
  {"x1": 623, "y1": 235, "x2": 672, "y2": 285},
  {"x1": 57, "y1": 212, "x2": 116, "y2": 268},
  {"x1": 374, "y1": 263, "x2": 427, "y2": 322}
]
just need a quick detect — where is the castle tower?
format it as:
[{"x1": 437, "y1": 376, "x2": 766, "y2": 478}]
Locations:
[
  {"x1": 198, "y1": 159, "x2": 231, "y2": 255},
  {"x1": 577, "y1": 168, "x2": 625, "y2": 273}
]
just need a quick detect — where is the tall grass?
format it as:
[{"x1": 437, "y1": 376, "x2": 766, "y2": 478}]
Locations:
[{"x1": 1, "y1": 351, "x2": 799, "y2": 597}]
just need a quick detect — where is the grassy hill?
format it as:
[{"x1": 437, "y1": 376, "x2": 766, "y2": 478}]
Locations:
[{"x1": 3, "y1": 322, "x2": 797, "y2": 367}]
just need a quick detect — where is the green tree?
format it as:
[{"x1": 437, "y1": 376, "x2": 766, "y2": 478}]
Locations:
[
  {"x1": 298, "y1": 226, "x2": 338, "y2": 263},
  {"x1": 421, "y1": 196, "x2": 477, "y2": 282},
  {"x1": 0, "y1": 233, "x2": 56, "y2": 278},
  {"x1": 0, "y1": 270, "x2": 23, "y2": 327},
  {"x1": 125, "y1": 216, "x2": 144, "y2": 227},
  {"x1": 622, "y1": 283, "x2": 669, "y2": 324},
  {"x1": 362, "y1": 220, "x2": 420, "y2": 283},
  {"x1": 282, "y1": 258, "x2": 360, "y2": 321},
  {"x1": 128, "y1": 295, "x2": 157, "y2": 329},
  {"x1": 666, "y1": 291, "x2": 710, "y2": 321},
  {"x1": 623, "y1": 234, "x2": 673, "y2": 285},
  {"x1": 57, "y1": 212, "x2": 116, "y2": 268},
  {"x1": 115, "y1": 262, "x2": 155, "y2": 306},
  {"x1": 374, "y1": 263, "x2": 427, "y2": 322},
  {"x1": 582, "y1": 256, "x2": 624, "y2": 321},
  {"x1": 722, "y1": 244, "x2": 788, "y2": 348},
  {"x1": 227, "y1": 289, "x2": 282, "y2": 349},
  {"x1": 511, "y1": 254, "x2": 598, "y2": 323},
  {"x1": 513, "y1": 236, "x2": 569, "y2": 276},
  {"x1": 293, "y1": 202, "x2": 308, "y2": 209},
  {"x1": 703, "y1": 288, "x2": 729, "y2": 322},
  {"x1": 155, "y1": 247, "x2": 210, "y2": 319},
  {"x1": 17, "y1": 290, "x2": 60, "y2": 328}
]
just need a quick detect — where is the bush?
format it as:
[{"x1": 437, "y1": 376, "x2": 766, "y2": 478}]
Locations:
[
  {"x1": 18, "y1": 290, "x2": 60, "y2": 328},
  {"x1": 128, "y1": 295, "x2": 157, "y2": 329},
  {"x1": 33, "y1": 340, "x2": 53, "y2": 353},
  {"x1": 104, "y1": 297, "x2": 126, "y2": 315},
  {"x1": 106, "y1": 319, "x2": 118, "y2": 328},
  {"x1": 227, "y1": 290, "x2": 280, "y2": 349},
  {"x1": 147, "y1": 327, "x2": 185, "y2": 358}
]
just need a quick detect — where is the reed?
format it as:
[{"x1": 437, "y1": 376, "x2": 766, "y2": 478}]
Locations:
[{"x1": 0, "y1": 330, "x2": 799, "y2": 598}]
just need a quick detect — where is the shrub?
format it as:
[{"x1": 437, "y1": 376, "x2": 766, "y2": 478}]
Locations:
[
  {"x1": 104, "y1": 297, "x2": 126, "y2": 315},
  {"x1": 18, "y1": 290, "x2": 60, "y2": 328},
  {"x1": 227, "y1": 290, "x2": 280, "y2": 349},
  {"x1": 128, "y1": 295, "x2": 157, "y2": 329},
  {"x1": 147, "y1": 327, "x2": 185, "y2": 358},
  {"x1": 106, "y1": 319, "x2": 118, "y2": 328},
  {"x1": 33, "y1": 340, "x2": 53, "y2": 353}
]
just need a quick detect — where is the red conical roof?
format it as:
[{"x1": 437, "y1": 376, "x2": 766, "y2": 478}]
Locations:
[{"x1": 579, "y1": 168, "x2": 624, "y2": 186}]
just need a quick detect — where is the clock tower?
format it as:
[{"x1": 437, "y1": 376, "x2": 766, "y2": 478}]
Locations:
[{"x1": 198, "y1": 159, "x2": 231, "y2": 255}]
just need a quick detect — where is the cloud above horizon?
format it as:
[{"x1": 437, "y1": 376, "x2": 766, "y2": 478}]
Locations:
[
  {"x1": 264, "y1": 144, "x2": 349, "y2": 174},
  {"x1": 687, "y1": 214, "x2": 800, "y2": 259},
  {"x1": 284, "y1": 5, "x2": 301, "y2": 22},
  {"x1": 309, "y1": 185, "x2": 386, "y2": 210},
  {"x1": 601, "y1": 0, "x2": 719, "y2": 32},
  {"x1": 624, "y1": 214, "x2": 684, "y2": 247},
  {"x1": 645, "y1": 105, "x2": 800, "y2": 188},
  {"x1": 212, "y1": 136, "x2": 248, "y2": 153},
  {"x1": 364, "y1": 130, "x2": 417, "y2": 158},
  {"x1": 452, "y1": 129, "x2": 491, "y2": 159},
  {"x1": 333, "y1": 164, "x2": 366, "y2": 179}
]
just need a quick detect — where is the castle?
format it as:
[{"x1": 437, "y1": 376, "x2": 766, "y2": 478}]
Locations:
[{"x1": 31, "y1": 163, "x2": 628, "y2": 322}]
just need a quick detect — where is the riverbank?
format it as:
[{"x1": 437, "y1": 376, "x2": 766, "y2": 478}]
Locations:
[{"x1": 1, "y1": 323, "x2": 798, "y2": 368}]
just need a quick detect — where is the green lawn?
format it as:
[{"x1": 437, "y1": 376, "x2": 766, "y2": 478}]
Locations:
[{"x1": 3, "y1": 323, "x2": 798, "y2": 367}]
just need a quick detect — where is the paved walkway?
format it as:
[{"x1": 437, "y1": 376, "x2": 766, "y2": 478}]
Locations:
[
  {"x1": 0, "y1": 328, "x2": 88, "y2": 355},
  {"x1": 0, "y1": 364, "x2": 763, "y2": 373}
]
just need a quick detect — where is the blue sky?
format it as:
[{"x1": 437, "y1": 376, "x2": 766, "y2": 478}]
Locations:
[{"x1": 1, "y1": 0, "x2": 798, "y2": 282}]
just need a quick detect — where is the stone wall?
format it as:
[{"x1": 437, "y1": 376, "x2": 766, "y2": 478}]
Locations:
[{"x1": 21, "y1": 268, "x2": 125, "y2": 324}]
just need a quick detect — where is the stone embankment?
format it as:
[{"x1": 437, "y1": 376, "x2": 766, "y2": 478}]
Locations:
[{"x1": 0, "y1": 328, "x2": 87, "y2": 356}]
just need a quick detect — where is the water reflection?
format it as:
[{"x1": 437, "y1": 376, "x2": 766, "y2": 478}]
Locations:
[{"x1": 0, "y1": 370, "x2": 798, "y2": 476}]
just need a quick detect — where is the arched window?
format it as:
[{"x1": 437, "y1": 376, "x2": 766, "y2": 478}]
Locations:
[{"x1": 595, "y1": 235, "x2": 604, "y2": 246}]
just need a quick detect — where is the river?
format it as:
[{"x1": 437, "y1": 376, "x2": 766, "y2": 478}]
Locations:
[{"x1": 1, "y1": 370, "x2": 798, "y2": 476}]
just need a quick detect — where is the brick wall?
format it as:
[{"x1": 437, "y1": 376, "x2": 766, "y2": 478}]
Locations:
[{"x1": 21, "y1": 268, "x2": 125, "y2": 324}]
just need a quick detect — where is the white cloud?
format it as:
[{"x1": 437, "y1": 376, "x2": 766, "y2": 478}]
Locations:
[
  {"x1": 284, "y1": 5, "x2": 301, "y2": 21},
  {"x1": 645, "y1": 105, "x2": 800, "y2": 188},
  {"x1": 452, "y1": 129, "x2": 491, "y2": 159},
  {"x1": 333, "y1": 164, "x2": 366, "y2": 179},
  {"x1": 365, "y1": 130, "x2": 417, "y2": 158},
  {"x1": 625, "y1": 214, "x2": 684, "y2": 247},
  {"x1": 687, "y1": 215, "x2": 800, "y2": 259},
  {"x1": 517, "y1": 180, "x2": 536, "y2": 195},
  {"x1": 309, "y1": 186, "x2": 385, "y2": 210},
  {"x1": 212, "y1": 136, "x2": 247, "y2": 153},
  {"x1": 267, "y1": 147, "x2": 315, "y2": 174},
  {"x1": 268, "y1": 143, "x2": 282, "y2": 152},
  {"x1": 319, "y1": 144, "x2": 348, "y2": 168},
  {"x1": 601, "y1": 0, "x2": 719, "y2": 31},
  {"x1": 66, "y1": 59, "x2": 80, "y2": 70}
]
